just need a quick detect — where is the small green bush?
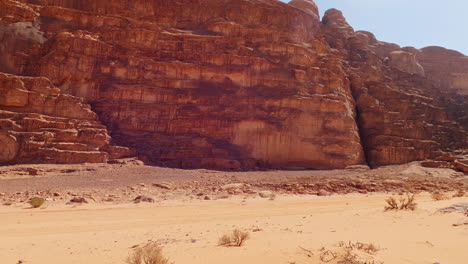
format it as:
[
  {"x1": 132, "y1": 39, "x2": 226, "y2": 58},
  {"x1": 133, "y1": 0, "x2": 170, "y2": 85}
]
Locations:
[{"x1": 29, "y1": 197, "x2": 45, "y2": 208}]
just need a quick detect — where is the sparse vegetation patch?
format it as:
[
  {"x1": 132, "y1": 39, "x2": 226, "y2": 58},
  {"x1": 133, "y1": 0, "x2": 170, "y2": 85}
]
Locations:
[
  {"x1": 431, "y1": 191, "x2": 449, "y2": 201},
  {"x1": 126, "y1": 242, "x2": 170, "y2": 264},
  {"x1": 29, "y1": 197, "x2": 45, "y2": 208},
  {"x1": 338, "y1": 241, "x2": 380, "y2": 255},
  {"x1": 452, "y1": 189, "x2": 465, "y2": 198},
  {"x1": 385, "y1": 193, "x2": 417, "y2": 211},
  {"x1": 218, "y1": 229, "x2": 250, "y2": 247}
]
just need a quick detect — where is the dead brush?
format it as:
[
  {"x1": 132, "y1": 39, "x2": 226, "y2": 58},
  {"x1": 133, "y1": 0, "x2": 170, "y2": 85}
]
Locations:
[
  {"x1": 319, "y1": 249, "x2": 337, "y2": 262},
  {"x1": 452, "y1": 189, "x2": 465, "y2": 198},
  {"x1": 385, "y1": 193, "x2": 417, "y2": 211},
  {"x1": 338, "y1": 241, "x2": 380, "y2": 255},
  {"x1": 126, "y1": 242, "x2": 170, "y2": 264},
  {"x1": 399, "y1": 193, "x2": 417, "y2": 210},
  {"x1": 384, "y1": 197, "x2": 398, "y2": 211},
  {"x1": 337, "y1": 249, "x2": 360, "y2": 264},
  {"x1": 218, "y1": 229, "x2": 250, "y2": 247},
  {"x1": 431, "y1": 191, "x2": 448, "y2": 201},
  {"x1": 319, "y1": 247, "x2": 379, "y2": 264}
]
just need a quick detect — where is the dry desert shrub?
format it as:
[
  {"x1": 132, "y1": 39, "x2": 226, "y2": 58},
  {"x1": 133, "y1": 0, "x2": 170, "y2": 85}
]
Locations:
[
  {"x1": 126, "y1": 243, "x2": 170, "y2": 264},
  {"x1": 399, "y1": 193, "x2": 417, "y2": 210},
  {"x1": 319, "y1": 249, "x2": 337, "y2": 262},
  {"x1": 384, "y1": 197, "x2": 399, "y2": 211},
  {"x1": 338, "y1": 241, "x2": 380, "y2": 255},
  {"x1": 29, "y1": 197, "x2": 45, "y2": 208},
  {"x1": 337, "y1": 249, "x2": 360, "y2": 264},
  {"x1": 316, "y1": 242, "x2": 382, "y2": 264},
  {"x1": 431, "y1": 191, "x2": 448, "y2": 201},
  {"x1": 385, "y1": 193, "x2": 417, "y2": 211},
  {"x1": 218, "y1": 229, "x2": 250, "y2": 247},
  {"x1": 452, "y1": 189, "x2": 465, "y2": 198}
]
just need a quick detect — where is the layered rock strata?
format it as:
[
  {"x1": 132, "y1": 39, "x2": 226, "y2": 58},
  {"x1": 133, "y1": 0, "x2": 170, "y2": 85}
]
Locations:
[
  {"x1": 0, "y1": 0, "x2": 467, "y2": 169},
  {"x1": 0, "y1": 73, "x2": 131, "y2": 164},
  {"x1": 321, "y1": 9, "x2": 468, "y2": 167}
]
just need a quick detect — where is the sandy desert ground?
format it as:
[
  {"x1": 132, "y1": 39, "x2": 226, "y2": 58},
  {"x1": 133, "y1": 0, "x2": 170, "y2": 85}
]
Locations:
[{"x1": 1, "y1": 160, "x2": 467, "y2": 264}]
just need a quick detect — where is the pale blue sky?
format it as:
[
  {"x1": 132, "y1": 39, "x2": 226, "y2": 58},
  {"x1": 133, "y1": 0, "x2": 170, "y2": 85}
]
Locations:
[{"x1": 281, "y1": 0, "x2": 467, "y2": 55}]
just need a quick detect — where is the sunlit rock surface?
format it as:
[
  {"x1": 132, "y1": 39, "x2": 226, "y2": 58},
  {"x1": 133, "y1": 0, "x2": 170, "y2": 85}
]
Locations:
[{"x1": 0, "y1": 0, "x2": 466, "y2": 169}]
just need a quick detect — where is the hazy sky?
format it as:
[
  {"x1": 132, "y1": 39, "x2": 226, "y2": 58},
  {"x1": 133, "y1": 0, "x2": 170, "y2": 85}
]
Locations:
[{"x1": 281, "y1": 0, "x2": 467, "y2": 55}]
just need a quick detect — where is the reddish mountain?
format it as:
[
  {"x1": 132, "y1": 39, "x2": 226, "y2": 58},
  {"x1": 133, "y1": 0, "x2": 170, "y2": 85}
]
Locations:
[{"x1": 1, "y1": 0, "x2": 467, "y2": 169}]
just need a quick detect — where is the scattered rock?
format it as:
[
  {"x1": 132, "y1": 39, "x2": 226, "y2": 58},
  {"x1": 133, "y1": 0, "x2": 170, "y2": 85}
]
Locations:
[
  {"x1": 439, "y1": 203, "x2": 468, "y2": 214},
  {"x1": 421, "y1": 161, "x2": 452, "y2": 169},
  {"x1": 70, "y1": 197, "x2": 88, "y2": 204},
  {"x1": 344, "y1": 165, "x2": 370, "y2": 170},
  {"x1": 452, "y1": 219, "x2": 468, "y2": 227},
  {"x1": 258, "y1": 191, "x2": 273, "y2": 198},
  {"x1": 435, "y1": 152, "x2": 457, "y2": 162},
  {"x1": 317, "y1": 189, "x2": 331, "y2": 196},
  {"x1": 61, "y1": 169, "x2": 78, "y2": 174},
  {"x1": 133, "y1": 195, "x2": 155, "y2": 203},
  {"x1": 454, "y1": 160, "x2": 468, "y2": 172},
  {"x1": 27, "y1": 168, "x2": 39, "y2": 175},
  {"x1": 204, "y1": 195, "x2": 211, "y2": 200},
  {"x1": 107, "y1": 158, "x2": 142, "y2": 165},
  {"x1": 221, "y1": 183, "x2": 248, "y2": 191},
  {"x1": 152, "y1": 183, "x2": 173, "y2": 190}
]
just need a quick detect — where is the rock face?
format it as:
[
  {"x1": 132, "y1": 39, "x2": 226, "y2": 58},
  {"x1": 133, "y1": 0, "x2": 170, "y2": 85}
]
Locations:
[
  {"x1": 0, "y1": 73, "x2": 131, "y2": 164},
  {"x1": 0, "y1": 0, "x2": 467, "y2": 169}
]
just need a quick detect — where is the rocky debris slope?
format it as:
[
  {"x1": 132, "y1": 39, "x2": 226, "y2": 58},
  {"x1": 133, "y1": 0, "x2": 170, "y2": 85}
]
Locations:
[
  {"x1": 0, "y1": 0, "x2": 467, "y2": 169},
  {"x1": 0, "y1": 73, "x2": 132, "y2": 164}
]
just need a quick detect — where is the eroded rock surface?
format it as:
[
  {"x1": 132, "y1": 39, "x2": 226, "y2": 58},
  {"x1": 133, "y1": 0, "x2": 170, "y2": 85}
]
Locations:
[
  {"x1": 0, "y1": 0, "x2": 467, "y2": 169},
  {"x1": 0, "y1": 73, "x2": 132, "y2": 164},
  {"x1": 321, "y1": 8, "x2": 468, "y2": 167}
]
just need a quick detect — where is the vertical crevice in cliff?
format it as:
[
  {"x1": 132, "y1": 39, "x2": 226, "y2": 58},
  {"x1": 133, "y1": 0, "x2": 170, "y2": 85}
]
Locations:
[{"x1": 349, "y1": 84, "x2": 371, "y2": 168}]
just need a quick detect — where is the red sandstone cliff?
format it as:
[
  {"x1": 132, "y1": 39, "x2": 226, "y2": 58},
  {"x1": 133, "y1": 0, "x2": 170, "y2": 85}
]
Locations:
[
  {"x1": 0, "y1": 73, "x2": 133, "y2": 163},
  {"x1": 1, "y1": 0, "x2": 467, "y2": 169}
]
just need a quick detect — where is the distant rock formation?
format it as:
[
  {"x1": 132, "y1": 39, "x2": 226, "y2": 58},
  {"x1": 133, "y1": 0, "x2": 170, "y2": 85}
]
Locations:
[{"x1": 1, "y1": 0, "x2": 467, "y2": 169}]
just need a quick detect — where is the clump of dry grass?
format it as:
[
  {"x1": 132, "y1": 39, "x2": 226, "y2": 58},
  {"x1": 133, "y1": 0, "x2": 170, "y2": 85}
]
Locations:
[
  {"x1": 452, "y1": 189, "x2": 465, "y2": 198},
  {"x1": 385, "y1": 193, "x2": 417, "y2": 211},
  {"x1": 126, "y1": 243, "x2": 170, "y2": 264},
  {"x1": 218, "y1": 229, "x2": 250, "y2": 247}
]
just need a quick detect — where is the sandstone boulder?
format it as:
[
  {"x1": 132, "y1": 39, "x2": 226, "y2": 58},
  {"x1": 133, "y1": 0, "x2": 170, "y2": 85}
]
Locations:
[
  {"x1": 388, "y1": 50, "x2": 425, "y2": 76},
  {"x1": 0, "y1": 133, "x2": 19, "y2": 163}
]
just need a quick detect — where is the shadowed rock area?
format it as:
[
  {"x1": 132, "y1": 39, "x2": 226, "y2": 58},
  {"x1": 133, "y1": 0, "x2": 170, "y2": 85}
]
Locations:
[{"x1": 0, "y1": 0, "x2": 467, "y2": 169}]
